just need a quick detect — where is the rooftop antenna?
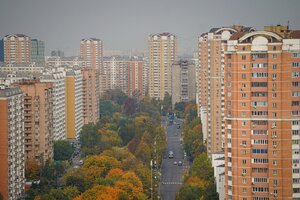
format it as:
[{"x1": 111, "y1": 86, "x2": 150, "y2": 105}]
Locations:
[{"x1": 287, "y1": 20, "x2": 290, "y2": 29}]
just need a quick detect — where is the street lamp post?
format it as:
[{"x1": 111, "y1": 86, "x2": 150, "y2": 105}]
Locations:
[{"x1": 150, "y1": 159, "x2": 153, "y2": 200}]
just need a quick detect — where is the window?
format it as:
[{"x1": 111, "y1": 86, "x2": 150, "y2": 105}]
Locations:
[
  {"x1": 242, "y1": 102, "x2": 246, "y2": 107},
  {"x1": 273, "y1": 170, "x2": 277, "y2": 175},
  {"x1": 273, "y1": 54, "x2": 277, "y2": 59},
  {"x1": 272, "y1": 64, "x2": 277, "y2": 69},
  {"x1": 292, "y1": 62, "x2": 300, "y2": 68},
  {"x1": 252, "y1": 149, "x2": 268, "y2": 154},
  {"x1": 242, "y1": 93, "x2": 246, "y2": 98},
  {"x1": 272, "y1": 103, "x2": 277, "y2": 108},
  {"x1": 273, "y1": 46, "x2": 277, "y2": 50},
  {"x1": 251, "y1": 82, "x2": 267, "y2": 87},
  {"x1": 242, "y1": 169, "x2": 247, "y2": 174},
  {"x1": 242, "y1": 65, "x2": 246, "y2": 70},
  {"x1": 242, "y1": 178, "x2": 247, "y2": 184},
  {"x1": 292, "y1": 72, "x2": 300, "y2": 77},
  {"x1": 272, "y1": 93, "x2": 277, "y2": 98},
  {"x1": 242, "y1": 131, "x2": 246, "y2": 136},
  {"x1": 273, "y1": 160, "x2": 277, "y2": 166},
  {"x1": 242, "y1": 121, "x2": 246, "y2": 126},
  {"x1": 242, "y1": 159, "x2": 247, "y2": 164},
  {"x1": 242, "y1": 55, "x2": 246, "y2": 60},
  {"x1": 292, "y1": 82, "x2": 300, "y2": 87},
  {"x1": 252, "y1": 54, "x2": 267, "y2": 59},
  {"x1": 242, "y1": 74, "x2": 246, "y2": 79},
  {"x1": 293, "y1": 53, "x2": 300, "y2": 58},
  {"x1": 292, "y1": 91, "x2": 300, "y2": 97},
  {"x1": 252, "y1": 63, "x2": 268, "y2": 68}
]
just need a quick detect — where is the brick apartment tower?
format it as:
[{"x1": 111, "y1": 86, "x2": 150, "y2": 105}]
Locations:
[
  {"x1": 198, "y1": 26, "x2": 254, "y2": 156},
  {"x1": 224, "y1": 25, "x2": 300, "y2": 199},
  {"x1": 18, "y1": 80, "x2": 54, "y2": 165},
  {"x1": 3, "y1": 34, "x2": 31, "y2": 64},
  {"x1": 128, "y1": 59, "x2": 144, "y2": 97},
  {"x1": 80, "y1": 38, "x2": 101, "y2": 124},
  {"x1": 0, "y1": 88, "x2": 25, "y2": 200},
  {"x1": 65, "y1": 69, "x2": 83, "y2": 139},
  {"x1": 148, "y1": 33, "x2": 177, "y2": 100}
]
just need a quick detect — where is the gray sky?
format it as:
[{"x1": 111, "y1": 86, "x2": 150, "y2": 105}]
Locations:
[{"x1": 0, "y1": 0, "x2": 299, "y2": 56}]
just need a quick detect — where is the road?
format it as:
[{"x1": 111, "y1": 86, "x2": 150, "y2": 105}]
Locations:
[{"x1": 159, "y1": 117, "x2": 188, "y2": 200}]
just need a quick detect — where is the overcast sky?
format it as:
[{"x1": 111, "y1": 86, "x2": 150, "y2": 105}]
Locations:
[{"x1": 0, "y1": 0, "x2": 299, "y2": 56}]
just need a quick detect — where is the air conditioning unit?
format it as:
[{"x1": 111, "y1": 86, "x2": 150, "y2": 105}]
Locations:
[
  {"x1": 273, "y1": 145, "x2": 277, "y2": 148},
  {"x1": 242, "y1": 173, "x2": 246, "y2": 176},
  {"x1": 272, "y1": 77, "x2": 276, "y2": 81}
]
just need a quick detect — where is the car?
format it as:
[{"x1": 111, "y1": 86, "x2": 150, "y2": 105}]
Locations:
[
  {"x1": 173, "y1": 161, "x2": 177, "y2": 165},
  {"x1": 79, "y1": 160, "x2": 83, "y2": 165},
  {"x1": 178, "y1": 161, "x2": 183, "y2": 166}
]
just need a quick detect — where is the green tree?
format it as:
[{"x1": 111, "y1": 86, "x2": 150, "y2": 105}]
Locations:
[
  {"x1": 190, "y1": 153, "x2": 214, "y2": 181},
  {"x1": 54, "y1": 140, "x2": 73, "y2": 161},
  {"x1": 176, "y1": 185, "x2": 202, "y2": 200},
  {"x1": 203, "y1": 181, "x2": 219, "y2": 200}
]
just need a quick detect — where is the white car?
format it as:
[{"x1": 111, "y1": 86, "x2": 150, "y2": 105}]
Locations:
[{"x1": 173, "y1": 161, "x2": 177, "y2": 165}]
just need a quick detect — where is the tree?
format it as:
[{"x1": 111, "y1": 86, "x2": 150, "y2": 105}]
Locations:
[
  {"x1": 26, "y1": 159, "x2": 40, "y2": 180},
  {"x1": 176, "y1": 185, "x2": 202, "y2": 200},
  {"x1": 203, "y1": 181, "x2": 219, "y2": 200},
  {"x1": 64, "y1": 170, "x2": 85, "y2": 192},
  {"x1": 190, "y1": 153, "x2": 214, "y2": 181},
  {"x1": 54, "y1": 140, "x2": 73, "y2": 161}
]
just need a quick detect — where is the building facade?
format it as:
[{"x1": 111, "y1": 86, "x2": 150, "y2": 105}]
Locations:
[
  {"x1": 65, "y1": 69, "x2": 83, "y2": 139},
  {"x1": 3, "y1": 34, "x2": 31, "y2": 64},
  {"x1": 0, "y1": 88, "x2": 25, "y2": 200},
  {"x1": 40, "y1": 72, "x2": 66, "y2": 140},
  {"x1": 128, "y1": 59, "x2": 144, "y2": 97},
  {"x1": 18, "y1": 80, "x2": 54, "y2": 165},
  {"x1": 198, "y1": 26, "x2": 254, "y2": 156},
  {"x1": 81, "y1": 68, "x2": 99, "y2": 124},
  {"x1": 80, "y1": 38, "x2": 101, "y2": 124},
  {"x1": 224, "y1": 26, "x2": 300, "y2": 199},
  {"x1": 171, "y1": 60, "x2": 196, "y2": 107},
  {"x1": 31, "y1": 39, "x2": 45, "y2": 64},
  {"x1": 148, "y1": 32, "x2": 177, "y2": 100}
]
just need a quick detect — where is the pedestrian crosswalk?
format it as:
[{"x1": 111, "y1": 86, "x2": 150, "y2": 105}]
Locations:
[{"x1": 162, "y1": 182, "x2": 182, "y2": 185}]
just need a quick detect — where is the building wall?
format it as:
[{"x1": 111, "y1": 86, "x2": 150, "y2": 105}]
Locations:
[
  {"x1": 65, "y1": 70, "x2": 83, "y2": 139},
  {"x1": 80, "y1": 38, "x2": 101, "y2": 124},
  {"x1": 224, "y1": 28, "x2": 300, "y2": 200},
  {"x1": 18, "y1": 81, "x2": 54, "y2": 165},
  {"x1": 82, "y1": 68, "x2": 99, "y2": 124},
  {"x1": 31, "y1": 39, "x2": 45, "y2": 64},
  {"x1": 4, "y1": 34, "x2": 31, "y2": 64},
  {"x1": 128, "y1": 60, "x2": 144, "y2": 97},
  {"x1": 0, "y1": 88, "x2": 25, "y2": 200},
  {"x1": 40, "y1": 72, "x2": 66, "y2": 140},
  {"x1": 148, "y1": 33, "x2": 176, "y2": 100}
]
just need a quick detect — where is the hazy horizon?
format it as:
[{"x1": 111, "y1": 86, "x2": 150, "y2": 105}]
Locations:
[{"x1": 1, "y1": 0, "x2": 299, "y2": 56}]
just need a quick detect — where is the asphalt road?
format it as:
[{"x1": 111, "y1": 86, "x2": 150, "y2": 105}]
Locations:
[{"x1": 159, "y1": 117, "x2": 188, "y2": 200}]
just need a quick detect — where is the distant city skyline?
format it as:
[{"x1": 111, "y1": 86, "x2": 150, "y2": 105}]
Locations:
[{"x1": 0, "y1": 0, "x2": 299, "y2": 56}]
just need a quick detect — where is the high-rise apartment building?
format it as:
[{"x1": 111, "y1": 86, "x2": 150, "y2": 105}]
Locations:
[
  {"x1": 128, "y1": 59, "x2": 144, "y2": 97},
  {"x1": 0, "y1": 87, "x2": 25, "y2": 200},
  {"x1": 148, "y1": 32, "x2": 176, "y2": 100},
  {"x1": 3, "y1": 34, "x2": 31, "y2": 64},
  {"x1": 171, "y1": 60, "x2": 196, "y2": 107},
  {"x1": 80, "y1": 38, "x2": 101, "y2": 124},
  {"x1": 18, "y1": 80, "x2": 54, "y2": 165},
  {"x1": 65, "y1": 69, "x2": 83, "y2": 139},
  {"x1": 82, "y1": 68, "x2": 99, "y2": 124},
  {"x1": 31, "y1": 39, "x2": 45, "y2": 64},
  {"x1": 198, "y1": 26, "x2": 254, "y2": 155},
  {"x1": 40, "y1": 72, "x2": 66, "y2": 140},
  {"x1": 224, "y1": 26, "x2": 300, "y2": 200},
  {"x1": 80, "y1": 38, "x2": 102, "y2": 70}
]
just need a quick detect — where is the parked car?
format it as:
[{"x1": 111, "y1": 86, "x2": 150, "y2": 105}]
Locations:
[{"x1": 178, "y1": 161, "x2": 183, "y2": 166}]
